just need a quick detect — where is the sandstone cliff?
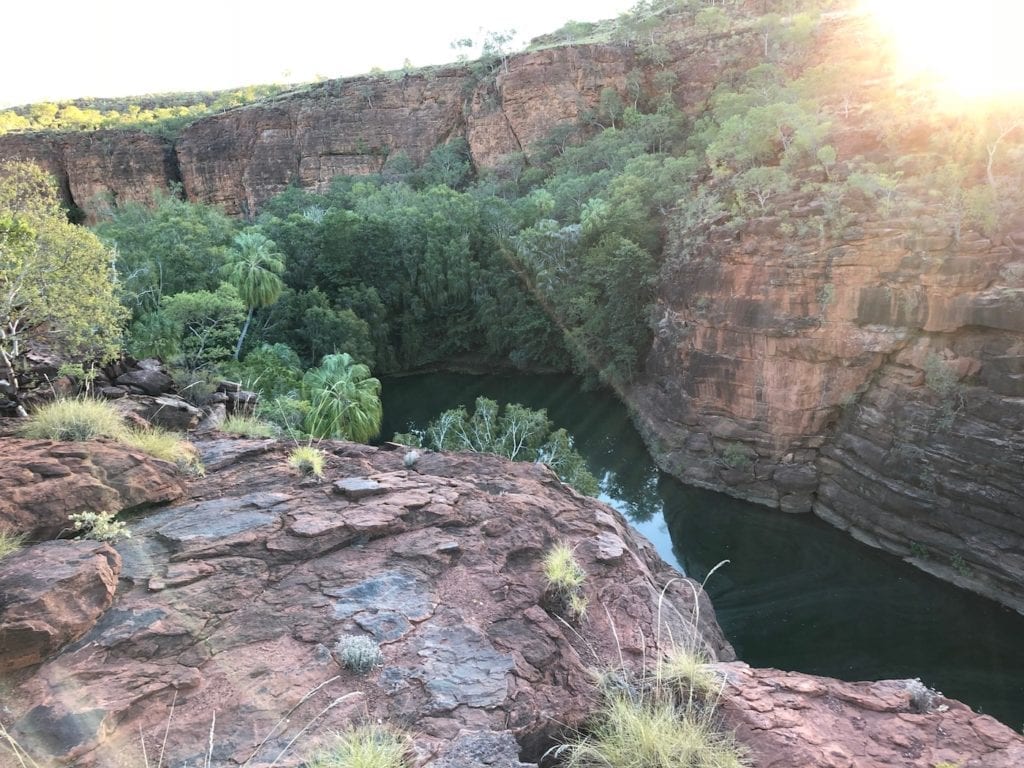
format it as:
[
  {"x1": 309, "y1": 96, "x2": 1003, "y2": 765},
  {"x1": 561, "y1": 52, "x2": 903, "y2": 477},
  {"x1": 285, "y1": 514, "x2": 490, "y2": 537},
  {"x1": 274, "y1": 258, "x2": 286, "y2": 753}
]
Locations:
[{"x1": 1, "y1": 9, "x2": 1022, "y2": 614}]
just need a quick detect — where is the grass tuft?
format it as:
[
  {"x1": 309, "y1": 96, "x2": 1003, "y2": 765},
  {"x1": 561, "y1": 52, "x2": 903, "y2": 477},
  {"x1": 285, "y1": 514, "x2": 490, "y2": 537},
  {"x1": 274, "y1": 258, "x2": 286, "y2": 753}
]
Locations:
[
  {"x1": 288, "y1": 445, "x2": 325, "y2": 478},
  {"x1": 544, "y1": 543, "x2": 586, "y2": 592},
  {"x1": 305, "y1": 724, "x2": 409, "y2": 768},
  {"x1": 19, "y1": 398, "x2": 125, "y2": 441},
  {"x1": 656, "y1": 647, "x2": 722, "y2": 701},
  {"x1": 0, "y1": 530, "x2": 25, "y2": 560},
  {"x1": 121, "y1": 426, "x2": 203, "y2": 474},
  {"x1": 558, "y1": 691, "x2": 746, "y2": 768},
  {"x1": 221, "y1": 415, "x2": 278, "y2": 438}
]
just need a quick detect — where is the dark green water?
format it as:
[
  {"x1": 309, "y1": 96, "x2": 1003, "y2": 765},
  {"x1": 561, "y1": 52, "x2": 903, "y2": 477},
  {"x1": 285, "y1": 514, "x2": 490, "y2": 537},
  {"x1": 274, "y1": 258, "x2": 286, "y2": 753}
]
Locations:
[{"x1": 380, "y1": 372, "x2": 1024, "y2": 728}]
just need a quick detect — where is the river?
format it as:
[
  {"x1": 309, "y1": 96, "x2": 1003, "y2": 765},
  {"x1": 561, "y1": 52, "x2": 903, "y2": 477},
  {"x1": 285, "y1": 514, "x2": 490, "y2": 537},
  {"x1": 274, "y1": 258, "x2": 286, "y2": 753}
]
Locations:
[{"x1": 379, "y1": 372, "x2": 1024, "y2": 727}]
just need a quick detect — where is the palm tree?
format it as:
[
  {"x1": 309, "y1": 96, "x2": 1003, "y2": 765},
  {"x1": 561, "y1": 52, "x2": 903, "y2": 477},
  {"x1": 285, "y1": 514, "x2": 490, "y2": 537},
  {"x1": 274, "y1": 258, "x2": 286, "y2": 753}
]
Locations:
[
  {"x1": 222, "y1": 230, "x2": 285, "y2": 360},
  {"x1": 301, "y1": 353, "x2": 382, "y2": 442}
]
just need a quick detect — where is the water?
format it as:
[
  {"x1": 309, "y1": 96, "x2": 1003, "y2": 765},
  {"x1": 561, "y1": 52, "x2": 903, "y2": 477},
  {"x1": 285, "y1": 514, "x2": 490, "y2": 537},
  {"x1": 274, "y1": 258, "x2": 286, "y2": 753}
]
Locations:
[{"x1": 380, "y1": 372, "x2": 1024, "y2": 727}]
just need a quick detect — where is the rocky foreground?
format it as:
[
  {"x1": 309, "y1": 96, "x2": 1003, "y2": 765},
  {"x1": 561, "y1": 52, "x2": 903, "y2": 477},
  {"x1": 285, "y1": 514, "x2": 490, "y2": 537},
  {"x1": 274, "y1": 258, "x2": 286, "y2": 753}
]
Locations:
[{"x1": 0, "y1": 436, "x2": 1021, "y2": 767}]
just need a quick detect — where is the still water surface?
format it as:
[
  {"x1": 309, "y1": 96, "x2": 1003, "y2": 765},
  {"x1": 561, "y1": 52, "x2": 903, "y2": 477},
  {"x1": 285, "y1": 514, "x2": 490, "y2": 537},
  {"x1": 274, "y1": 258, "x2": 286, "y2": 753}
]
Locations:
[{"x1": 380, "y1": 372, "x2": 1024, "y2": 727}]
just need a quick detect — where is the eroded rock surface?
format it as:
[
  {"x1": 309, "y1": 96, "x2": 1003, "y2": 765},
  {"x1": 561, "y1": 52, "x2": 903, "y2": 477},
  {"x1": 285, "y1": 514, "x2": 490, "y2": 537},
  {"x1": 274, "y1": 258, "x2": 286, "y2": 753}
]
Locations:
[
  {"x1": 1, "y1": 438, "x2": 731, "y2": 766},
  {"x1": 0, "y1": 439, "x2": 184, "y2": 538},
  {"x1": 718, "y1": 663, "x2": 1024, "y2": 768},
  {"x1": 0, "y1": 541, "x2": 121, "y2": 672}
]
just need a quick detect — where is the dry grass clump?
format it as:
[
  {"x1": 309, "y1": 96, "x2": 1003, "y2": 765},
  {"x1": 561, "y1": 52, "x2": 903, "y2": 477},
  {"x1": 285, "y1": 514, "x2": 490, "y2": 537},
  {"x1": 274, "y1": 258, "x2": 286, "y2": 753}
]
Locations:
[
  {"x1": 19, "y1": 397, "x2": 125, "y2": 441},
  {"x1": 305, "y1": 724, "x2": 409, "y2": 768},
  {"x1": 222, "y1": 414, "x2": 278, "y2": 438},
  {"x1": 288, "y1": 445, "x2": 325, "y2": 478},
  {"x1": 121, "y1": 426, "x2": 203, "y2": 474},
  {"x1": 0, "y1": 530, "x2": 25, "y2": 561},
  {"x1": 543, "y1": 543, "x2": 588, "y2": 619}
]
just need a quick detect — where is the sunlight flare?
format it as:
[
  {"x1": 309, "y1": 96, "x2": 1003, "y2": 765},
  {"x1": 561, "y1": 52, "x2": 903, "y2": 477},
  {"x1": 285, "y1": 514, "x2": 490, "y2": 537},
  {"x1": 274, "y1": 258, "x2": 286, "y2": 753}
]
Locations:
[{"x1": 862, "y1": 0, "x2": 1024, "y2": 102}]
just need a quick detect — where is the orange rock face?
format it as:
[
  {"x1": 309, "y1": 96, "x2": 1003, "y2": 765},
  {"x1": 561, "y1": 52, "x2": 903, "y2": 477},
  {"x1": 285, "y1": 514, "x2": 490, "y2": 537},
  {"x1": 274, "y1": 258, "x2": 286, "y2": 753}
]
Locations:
[{"x1": 630, "y1": 209, "x2": 1024, "y2": 612}]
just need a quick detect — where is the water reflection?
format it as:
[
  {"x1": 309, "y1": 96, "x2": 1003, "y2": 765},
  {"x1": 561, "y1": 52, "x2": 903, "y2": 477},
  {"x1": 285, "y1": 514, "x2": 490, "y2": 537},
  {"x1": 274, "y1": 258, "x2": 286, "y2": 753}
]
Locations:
[{"x1": 380, "y1": 372, "x2": 1024, "y2": 726}]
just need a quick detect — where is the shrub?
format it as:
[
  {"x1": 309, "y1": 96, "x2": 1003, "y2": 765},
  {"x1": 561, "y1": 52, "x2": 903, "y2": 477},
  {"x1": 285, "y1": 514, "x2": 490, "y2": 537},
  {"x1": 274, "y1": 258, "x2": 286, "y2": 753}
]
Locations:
[
  {"x1": 288, "y1": 445, "x2": 325, "y2": 478},
  {"x1": 305, "y1": 724, "x2": 409, "y2": 768},
  {"x1": 19, "y1": 398, "x2": 125, "y2": 441},
  {"x1": 334, "y1": 635, "x2": 383, "y2": 674},
  {"x1": 121, "y1": 426, "x2": 203, "y2": 474},
  {"x1": 221, "y1": 415, "x2": 278, "y2": 438},
  {"x1": 68, "y1": 510, "x2": 131, "y2": 542},
  {"x1": 0, "y1": 530, "x2": 25, "y2": 560}
]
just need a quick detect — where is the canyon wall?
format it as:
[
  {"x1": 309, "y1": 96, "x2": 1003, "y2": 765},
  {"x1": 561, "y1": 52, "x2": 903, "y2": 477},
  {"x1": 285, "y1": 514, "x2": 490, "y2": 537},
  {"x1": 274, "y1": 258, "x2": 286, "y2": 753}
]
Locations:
[
  {"x1": 1, "y1": 15, "x2": 1022, "y2": 611},
  {"x1": 631, "y1": 210, "x2": 1024, "y2": 612}
]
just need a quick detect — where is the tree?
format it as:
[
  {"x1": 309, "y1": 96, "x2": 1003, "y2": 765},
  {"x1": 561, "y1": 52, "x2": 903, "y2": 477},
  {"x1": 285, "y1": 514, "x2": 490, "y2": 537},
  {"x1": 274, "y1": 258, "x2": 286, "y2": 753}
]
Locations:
[
  {"x1": 222, "y1": 230, "x2": 285, "y2": 359},
  {"x1": 1, "y1": 162, "x2": 126, "y2": 413},
  {"x1": 301, "y1": 353, "x2": 382, "y2": 442},
  {"x1": 155, "y1": 284, "x2": 246, "y2": 372}
]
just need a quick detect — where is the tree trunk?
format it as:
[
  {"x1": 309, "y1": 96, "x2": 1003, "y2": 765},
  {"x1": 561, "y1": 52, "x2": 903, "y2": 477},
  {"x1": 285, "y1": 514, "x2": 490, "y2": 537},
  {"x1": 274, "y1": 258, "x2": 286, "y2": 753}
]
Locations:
[{"x1": 234, "y1": 307, "x2": 253, "y2": 361}]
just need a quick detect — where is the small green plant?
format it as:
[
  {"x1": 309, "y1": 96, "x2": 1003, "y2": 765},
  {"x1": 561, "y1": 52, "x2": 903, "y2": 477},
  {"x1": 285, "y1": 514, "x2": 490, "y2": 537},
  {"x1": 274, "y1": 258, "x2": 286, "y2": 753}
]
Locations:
[
  {"x1": 68, "y1": 510, "x2": 131, "y2": 543},
  {"x1": 288, "y1": 446, "x2": 325, "y2": 478},
  {"x1": 553, "y1": 686, "x2": 746, "y2": 768},
  {"x1": 19, "y1": 398, "x2": 126, "y2": 442},
  {"x1": 0, "y1": 530, "x2": 25, "y2": 560},
  {"x1": 909, "y1": 541, "x2": 930, "y2": 560},
  {"x1": 305, "y1": 724, "x2": 409, "y2": 768},
  {"x1": 951, "y1": 553, "x2": 971, "y2": 577},
  {"x1": 334, "y1": 635, "x2": 383, "y2": 674},
  {"x1": 934, "y1": 762, "x2": 960, "y2": 768},
  {"x1": 221, "y1": 415, "x2": 278, "y2": 438},
  {"x1": 720, "y1": 443, "x2": 751, "y2": 470},
  {"x1": 543, "y1": 543, "x2": 588, "y2": 620}
]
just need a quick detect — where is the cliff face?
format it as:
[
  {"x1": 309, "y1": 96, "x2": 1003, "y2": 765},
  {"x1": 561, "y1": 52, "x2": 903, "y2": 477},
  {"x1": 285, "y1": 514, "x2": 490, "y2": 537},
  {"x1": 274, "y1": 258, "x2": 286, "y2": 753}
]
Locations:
[
  {"x1": 632, "y1": 209, "x2": 1024, "y2": 612},
  {"x1": 0, "y1": 131, "x2": 178, "y2": 223}
]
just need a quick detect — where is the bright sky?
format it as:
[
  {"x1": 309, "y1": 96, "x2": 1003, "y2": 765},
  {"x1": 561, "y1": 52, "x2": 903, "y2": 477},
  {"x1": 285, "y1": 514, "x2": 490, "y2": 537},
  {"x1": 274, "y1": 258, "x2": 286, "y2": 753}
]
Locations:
[{"x1": 1, "y1": 0, "x2": 633, "y2": 108}]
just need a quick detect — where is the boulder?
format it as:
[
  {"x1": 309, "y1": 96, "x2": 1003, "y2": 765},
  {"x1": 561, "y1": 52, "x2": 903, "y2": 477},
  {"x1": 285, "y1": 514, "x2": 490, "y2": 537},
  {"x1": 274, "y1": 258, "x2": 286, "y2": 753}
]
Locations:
[
  {"x1": 114, "y1": 369, "x2": 173, "y2": 396},
  {"x1": 0, "y1": 439, "x2": 184, "y2": 538},
  {"x1": 0, "y1": 541, "x2": 121, "y2": 672}
]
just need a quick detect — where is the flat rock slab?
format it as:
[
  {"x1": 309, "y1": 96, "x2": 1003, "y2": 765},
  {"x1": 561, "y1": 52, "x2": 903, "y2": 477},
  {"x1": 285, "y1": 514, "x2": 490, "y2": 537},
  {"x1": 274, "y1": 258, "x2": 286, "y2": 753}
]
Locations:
[{"x1": 333, "y1": 476, "x2": 387, "y2": 499}]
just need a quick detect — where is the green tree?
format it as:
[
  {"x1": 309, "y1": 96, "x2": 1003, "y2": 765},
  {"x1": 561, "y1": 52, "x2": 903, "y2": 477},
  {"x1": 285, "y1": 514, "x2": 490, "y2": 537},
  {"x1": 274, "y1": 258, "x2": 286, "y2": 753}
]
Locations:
[
  {"x1": 156, "y1": 284, "x2": 246, "y2": 372},
  {"x1": 222, "y1": 230, "x2": 285, "y2": 359},
  {"x1": 301, "y1": 353, "x2": 382, "y2": 442},
  {"x1": 95, "y1": 190, "x2": 236, "y2": 312},
  {"x1": 1, "y1": 162, "x2": 126, "y2": 412}
]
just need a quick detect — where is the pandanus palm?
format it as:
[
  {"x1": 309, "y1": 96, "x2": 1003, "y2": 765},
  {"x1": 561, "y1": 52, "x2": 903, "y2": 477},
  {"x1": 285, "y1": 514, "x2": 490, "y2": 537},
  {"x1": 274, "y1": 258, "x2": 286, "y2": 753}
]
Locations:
[
  {"x1": 222, "y1": 230, "x2": 285, "y2": 360},
  {"x1": 301, "y1": 353, "x2": 382, "y2": 442}
]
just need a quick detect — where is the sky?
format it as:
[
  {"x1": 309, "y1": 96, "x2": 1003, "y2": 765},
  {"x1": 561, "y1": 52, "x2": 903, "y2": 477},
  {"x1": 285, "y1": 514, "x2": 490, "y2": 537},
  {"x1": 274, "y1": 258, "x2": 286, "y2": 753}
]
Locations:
[{"x1": 2, "y1": 0, "x2": 634, "y2": 107}]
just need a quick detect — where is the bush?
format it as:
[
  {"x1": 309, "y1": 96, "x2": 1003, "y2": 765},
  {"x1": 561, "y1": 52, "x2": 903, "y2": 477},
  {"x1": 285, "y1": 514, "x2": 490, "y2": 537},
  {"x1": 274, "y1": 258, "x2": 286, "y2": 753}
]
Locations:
[
  {"x1": 0, "y1": 530, "x2": 25, "y2": 560},
  {"x1": 305, "y1": 724, "x2": 408, "y2": 768},
  {"x1": 221, "y1": 415, "x2": 278, "y2": 438},
  {"x1": 19, "y1": 398, "x2": 125, "y2": 441},
  {"x1": 334, "y1": 635, "x2": 383, "y2": 674},
  {"x1": 656, "y1": 647, "x2": 722, "y2": 701},
  {"x1": 68, "y1": 510, "x2": 131, "y2": 542},
  {"x1": 288, "y1": 445, "x2": 325, "y2": 478}
]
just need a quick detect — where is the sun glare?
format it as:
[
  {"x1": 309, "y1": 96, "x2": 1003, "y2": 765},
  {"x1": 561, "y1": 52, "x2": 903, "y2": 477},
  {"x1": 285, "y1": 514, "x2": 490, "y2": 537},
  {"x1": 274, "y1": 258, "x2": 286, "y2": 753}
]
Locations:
[{"x1": 862, "y1": 0, "x2": 1024, "y2": 103}]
